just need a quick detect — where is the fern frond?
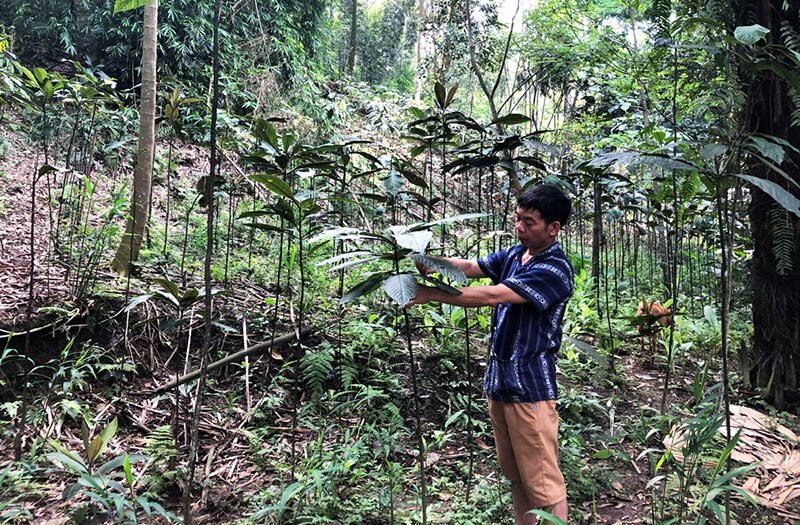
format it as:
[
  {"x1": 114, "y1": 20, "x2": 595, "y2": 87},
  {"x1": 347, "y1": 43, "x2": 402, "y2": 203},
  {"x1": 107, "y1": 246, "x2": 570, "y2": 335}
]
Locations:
[
  {"x1": 679, "y1": 171, "x2": 701, "y2": 201},
  {"x1": 789, "y1": 87, "x2": 800, "y2": 129},
  {"x1": 653, "y1": 0, "x2": 671, "y2": 41},
  {"x1": 300, "y1": 345, "x2": 334, "y2": 396},
  {"x1": 780, "y1": 20, "x2": 800, "y2": 52},
  {"x1": 770, "y1": 204, "x2": 795, "y2": 275}
]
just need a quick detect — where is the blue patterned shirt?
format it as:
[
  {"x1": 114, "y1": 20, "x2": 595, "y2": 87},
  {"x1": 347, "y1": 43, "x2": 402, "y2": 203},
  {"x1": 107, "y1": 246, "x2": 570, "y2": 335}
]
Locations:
[{"x1": 477, "y1": 241, "x2": 574, "y2": 402}]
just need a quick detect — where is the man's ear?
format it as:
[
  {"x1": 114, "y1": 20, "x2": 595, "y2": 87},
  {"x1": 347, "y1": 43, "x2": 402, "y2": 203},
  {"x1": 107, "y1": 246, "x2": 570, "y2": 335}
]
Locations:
[{"x1": 548, "y1": 221, "x2": 561, "y2": 236}]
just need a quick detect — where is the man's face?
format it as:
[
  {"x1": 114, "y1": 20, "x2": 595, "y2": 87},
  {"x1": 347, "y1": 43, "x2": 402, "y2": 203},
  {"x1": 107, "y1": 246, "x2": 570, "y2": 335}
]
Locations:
[{"x1": 513, "y1": 207, "x2": 559, "y2": 253}]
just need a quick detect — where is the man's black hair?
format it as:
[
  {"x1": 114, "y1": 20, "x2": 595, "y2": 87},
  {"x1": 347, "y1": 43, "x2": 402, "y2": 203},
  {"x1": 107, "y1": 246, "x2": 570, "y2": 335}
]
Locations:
[{"x1": 517, "y1": 184, "x2": 571, "y2": 226}]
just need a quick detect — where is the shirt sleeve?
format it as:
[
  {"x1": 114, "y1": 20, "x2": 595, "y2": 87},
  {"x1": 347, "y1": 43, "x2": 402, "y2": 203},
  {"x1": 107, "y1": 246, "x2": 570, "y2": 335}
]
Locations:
[
  {"x1": 477, "y1": 247, "x2": 509, "y2": 284},
  {"x1": 501, "y1": 261, "x2": 573, "y2": 311}
]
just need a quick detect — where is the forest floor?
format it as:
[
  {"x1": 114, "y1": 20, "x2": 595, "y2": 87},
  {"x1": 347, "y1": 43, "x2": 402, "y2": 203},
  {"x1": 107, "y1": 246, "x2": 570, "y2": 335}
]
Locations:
[{"x1": 1, "y1": 117, "x2": 799, "y2": 524}]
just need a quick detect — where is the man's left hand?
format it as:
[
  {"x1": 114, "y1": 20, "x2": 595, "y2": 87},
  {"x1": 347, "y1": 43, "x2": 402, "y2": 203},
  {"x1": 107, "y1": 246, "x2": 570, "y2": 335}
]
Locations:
[{"x1": 405, "y1": 284, "x2": 435, "y2": 308}]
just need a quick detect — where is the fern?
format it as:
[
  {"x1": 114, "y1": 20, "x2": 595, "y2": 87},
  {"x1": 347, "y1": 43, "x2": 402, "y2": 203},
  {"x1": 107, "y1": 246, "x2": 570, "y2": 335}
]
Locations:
[
  {"x1": 770, "y1": 204, "x2": 795, "y2": 275},
  {"x1": 652, "y1": 0, "x2": 672, "y2": 42},
  {"x1": 679, "y1": 171, "x2": 701, "y2": 201},
  {"x1": 142, "y1": 425, "x2": 179, "y2": 498},
  {"x1": 791, "y1": 89, "x2": 800, "y2": 129},
  {"x1": 301, "y1": 345, "x2": 334, "y2": 396},
  {"x1": 781, "y1": 20, "x2": 800, "y2": 52}
]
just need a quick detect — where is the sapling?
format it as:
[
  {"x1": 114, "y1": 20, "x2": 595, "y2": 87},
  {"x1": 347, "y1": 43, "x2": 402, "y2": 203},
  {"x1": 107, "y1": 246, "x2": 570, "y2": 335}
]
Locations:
[
  {"x1": 316, "y1": 210, "x2": 483, "y2": 524},
  {"x1": 241, "y1": 122, "x2": 337, "y2": 483}
]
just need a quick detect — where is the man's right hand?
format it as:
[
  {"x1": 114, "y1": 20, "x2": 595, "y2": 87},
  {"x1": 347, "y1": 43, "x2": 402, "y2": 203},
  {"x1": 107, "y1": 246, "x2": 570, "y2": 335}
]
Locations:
[{"x1": 415, "y1": 259, "x2": 433, "y2": 277}]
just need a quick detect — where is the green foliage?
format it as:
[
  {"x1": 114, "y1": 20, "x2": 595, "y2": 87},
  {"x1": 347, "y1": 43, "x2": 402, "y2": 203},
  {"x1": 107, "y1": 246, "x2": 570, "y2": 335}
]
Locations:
[
  {"x1": 646, "y1": 381, "x2": 759, "y2": 523},
  {"x1": 300, "y1": 344, "x2": 334, "y2": 397},
  {"x1": 140, "y1": 425, "x2": 180, "y2": 498},
  {"x1": 770, "y1": 204, "x2": 795, "y2": 275},
  {"x1": 113, "y1": 0, "x2": 150, "y2": 14},
  {"x1": 47, "y1": 417, "x2": 178, "y2": 523},
  {"x1": 0, "y1": 463, "x2": 33, "y2": 522}
]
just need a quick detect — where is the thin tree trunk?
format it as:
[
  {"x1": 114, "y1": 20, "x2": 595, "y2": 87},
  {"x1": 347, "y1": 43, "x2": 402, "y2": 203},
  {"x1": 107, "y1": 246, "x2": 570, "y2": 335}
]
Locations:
[
  {"x1": 346, "y1": 0, "x2": 357, "y2": 77},
  {"x1": 111, "y1": 0, "x2": 158, "y2": 276},
  {"x1": 184, "y1": 0, "x2": 219, "y2": 521}
]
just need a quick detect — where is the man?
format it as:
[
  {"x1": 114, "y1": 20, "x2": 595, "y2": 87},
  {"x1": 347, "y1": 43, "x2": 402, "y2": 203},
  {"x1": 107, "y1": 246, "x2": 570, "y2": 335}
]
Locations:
[{"x1": 406, "y1": 184, "x2": 574, "y2": 524}]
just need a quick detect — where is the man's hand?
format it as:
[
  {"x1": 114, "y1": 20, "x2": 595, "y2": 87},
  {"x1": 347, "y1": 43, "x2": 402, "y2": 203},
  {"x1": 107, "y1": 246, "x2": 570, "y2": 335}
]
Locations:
[
  {"x1": 405, "y1": 284, "x2": 435, "y2": 308},
  {"x1": 415, "y1": 259, "x2": 433, "y2": 277}
]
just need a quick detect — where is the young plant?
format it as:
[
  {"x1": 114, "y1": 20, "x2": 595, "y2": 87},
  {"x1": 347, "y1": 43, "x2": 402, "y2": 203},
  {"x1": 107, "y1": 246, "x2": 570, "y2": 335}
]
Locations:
[
  {"x1": 46, "y1": 417, "x2": 178, "y2": 523},
  {"x1": 316, "y1": 209, "x2": 481, "y2": 524}
]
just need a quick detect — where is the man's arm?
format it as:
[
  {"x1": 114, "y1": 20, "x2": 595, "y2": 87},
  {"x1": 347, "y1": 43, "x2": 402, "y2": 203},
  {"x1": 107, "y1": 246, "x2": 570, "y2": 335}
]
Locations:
[
  {"x1": 415, "y1": 256, "x2": 486, "y2": 279},
  {"x1": 406, "y1": 283, "x2": 525, "y2": 308}
]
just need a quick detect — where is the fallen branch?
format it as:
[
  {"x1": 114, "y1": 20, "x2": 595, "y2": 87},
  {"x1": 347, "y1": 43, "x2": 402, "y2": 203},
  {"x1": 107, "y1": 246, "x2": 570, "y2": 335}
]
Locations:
[{"x1": 153, "y1": 328, "x2": 308, "y2": 392}]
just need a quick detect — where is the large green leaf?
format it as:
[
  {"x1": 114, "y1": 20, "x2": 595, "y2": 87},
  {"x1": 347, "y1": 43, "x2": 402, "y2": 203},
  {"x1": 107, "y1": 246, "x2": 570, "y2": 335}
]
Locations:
[
  {"x1": 434, "y1": 82, "x2": 447, "y2": 109},
  {"x1": 383, "y1": 273, "x2": 418, "y2": 306},
  {"x1": 316, "y1": 251, "x2": 373, "y2": 267},
  {"x1": 383, "y1": 170, "x2": 404, "y2": 196},
  {"x1": 393, "y1": 230, "x2": 433, "y2": 253},
  {"x1": 700, "y1": 143, "x2": 727, "y2": 162},
  {"x1": 490, "y1": 113, "x2": 530, "y2": 126},
  {"x1": 750, "y1": 136, "x2": 784, "y2": 164},
  {"x1": 340, "y1": 276, "x2": 385, "y2": 304},
  {"x1": 736, "y1": 174, "x2": 800, "y2": 218},
  {"x1": 113, "y1": 0, "x2": 150, "y2": 14},
  {"x1": 46, "y1": 451, "x2": 87, "y2": 474},
  {"x1": 89, "y1": 417, "x2": 118, "y2": 464},
  {"x1": 154, "y1": 278, "x2": 180, "y2": 300},
  {"x1": 327, "y1": 256, "x2": 383, "y2": 272},
  {"x1": 124, "y1": 294, "x2": 150, "y2": 312},
  {"x1": 564, "y1": 337, "x2": 609, "y2": 369},
  {"x1": 249, "y1": 174, "x2": 295, "y2": 202},
  {"x1": 409, "y1": 254, "x2": 467, "y2": 284},
  {"x1": 242, "y1": 222, "x2": 287, "y2": 233},
  {"x1": 734, "y1": 24, "x2": 769, "y2": 45},
  {"x1": 422, "y1": 275, "x2": 463, "y2": 295}
]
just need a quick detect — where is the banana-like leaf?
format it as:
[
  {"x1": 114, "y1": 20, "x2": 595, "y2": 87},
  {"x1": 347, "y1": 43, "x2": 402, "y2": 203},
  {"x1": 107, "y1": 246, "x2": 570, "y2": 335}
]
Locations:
[
  {"x1": 124, "y1": 294, "x2": 150, "y2": 312},
  {"x1": 749, "y1": 136, "x2": 784, "y2": 164},
  {"x1": 383, "y1": 273, "x2": 418, "y2": 306},
  {"x1": 444, "y1": 85, "x2": 457, "y2": 107},
  {"x1": 434, "y1": 82, "x2": 447, "y2": 109},
  {"x1": 409, "y1": 254, "x2": 467, "y2": 284},
  {"x1": 87, "y1": 435, "x2": 104, "y2": 464}
]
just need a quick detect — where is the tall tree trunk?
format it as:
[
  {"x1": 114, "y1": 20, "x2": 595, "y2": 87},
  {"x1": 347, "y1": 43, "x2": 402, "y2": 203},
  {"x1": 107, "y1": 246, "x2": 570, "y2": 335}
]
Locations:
[
  {"x1": 738, "y1": 0, "x2": 800, "y2": 408},
  {"x1": 346, "y1": 0, "x2": 357, "y2": 77},
  {"x1": 414, "y1": 0, "x2": 426, "y2": 103},
  {"x1": 111, "y1": 0, "x2": 158, "y2": 276}
]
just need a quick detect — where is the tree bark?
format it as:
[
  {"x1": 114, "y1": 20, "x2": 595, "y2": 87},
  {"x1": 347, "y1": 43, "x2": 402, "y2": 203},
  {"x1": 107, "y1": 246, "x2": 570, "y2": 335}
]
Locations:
[
  {"x1": 346, "y1": 0, "x2": 357, "y2": 77},
  {"x1": 739, "y1": 0, "x2": 800, "y2": 408},
  {"x1": 414, "y1": 0, "x2": 426, "y2": 103},
  {"x1": 111, "y1": 0, "x2": 158, "y2": 276}
]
